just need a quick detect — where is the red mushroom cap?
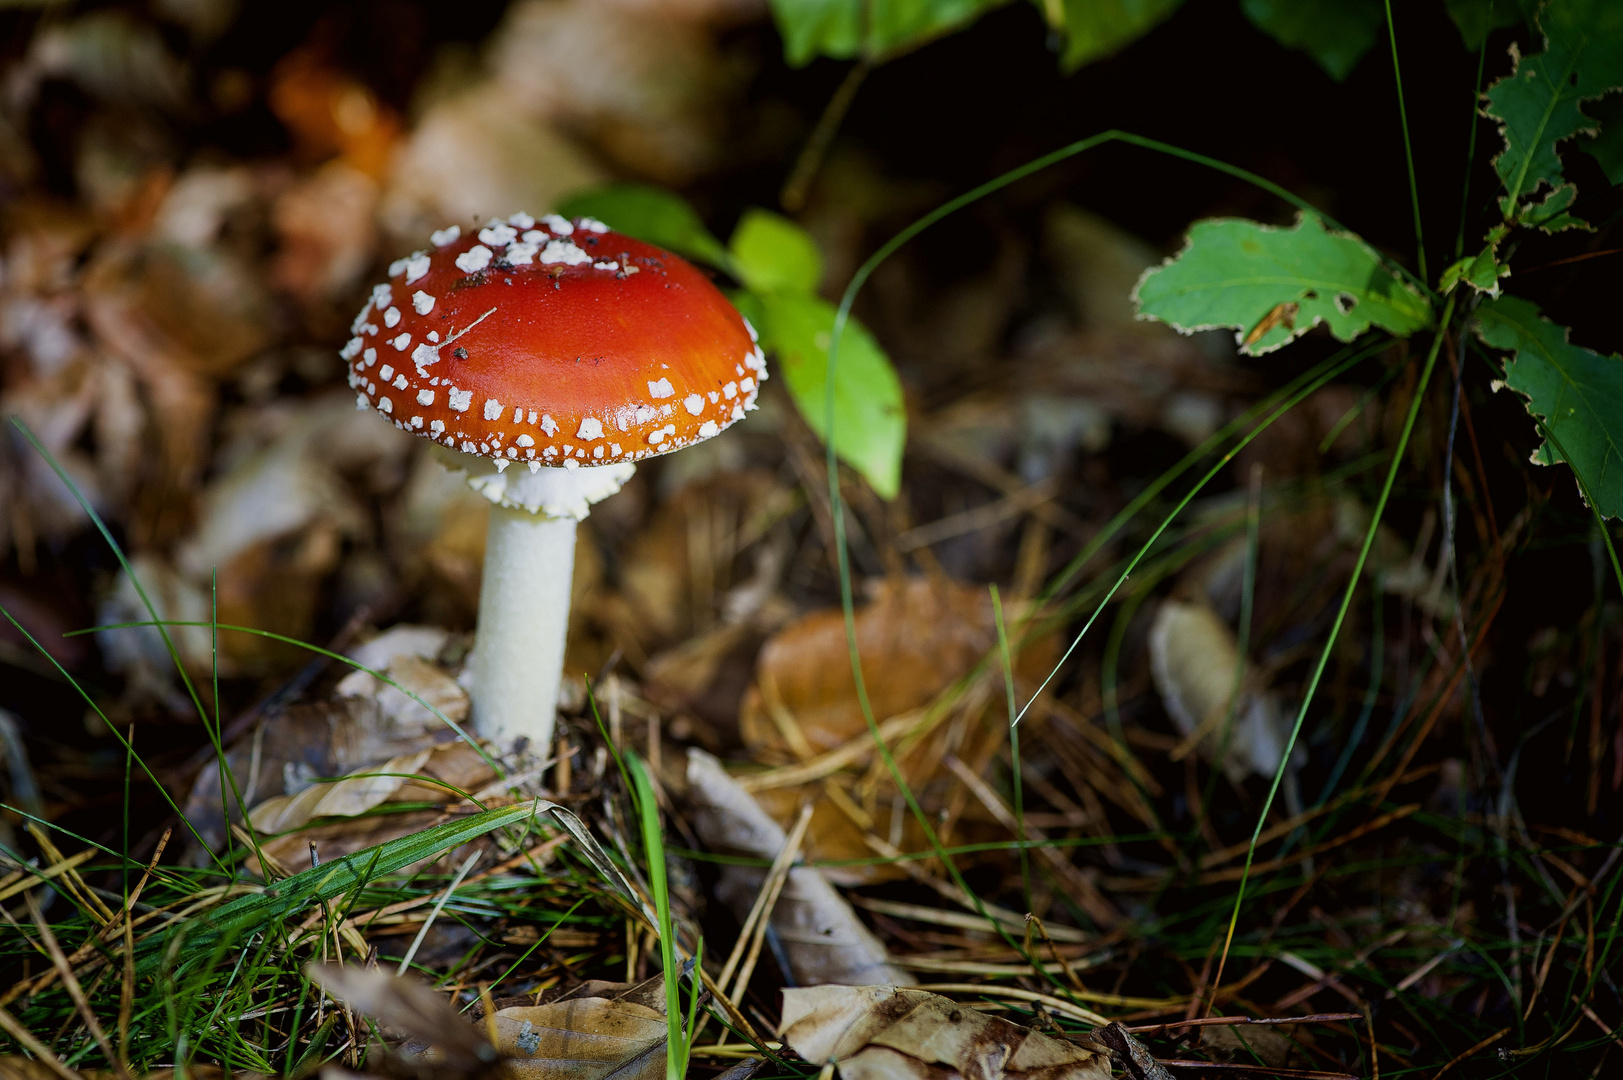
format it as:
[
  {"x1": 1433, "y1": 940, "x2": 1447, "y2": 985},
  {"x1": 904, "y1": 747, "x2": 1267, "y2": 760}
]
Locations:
[{"x1": 343, "y1": 213, "x2": 765, "y2": 468}]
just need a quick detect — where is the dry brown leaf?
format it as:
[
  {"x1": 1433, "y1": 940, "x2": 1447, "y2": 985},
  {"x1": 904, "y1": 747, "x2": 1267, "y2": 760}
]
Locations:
[
  {"x1": 735, "y1": 576, "x2": 1048, "y2": 883},
  {"x1": 267, "y1": 48, "x2": 401, "y2": 179},
  {"x1": 272, "y1": 160, "x2": 380, "y2": 304},
  {"x1": 739, "y1": 577, "x2": 1042, "y2": 759},
  {"x1": 250, "y1": 740, "x2": 495, "y2": 873},
  {"x1": 779, "y1": 985, "x2": 1109, "y2": 1080},
  {"x1": 306, "y1": 963, "x2": 497, "y2": 1076},
  {"x1": 685, "y1": 749, "x2": 912, "y2": 987},
  {"x1": 488, "y1": 0, "x2": 732, "y2": 183},
  {"x1": 378, "y1": 82, "x2": 601, "y2": 249},
  {"x1": 247, "y1": 749, "x2": 434, "y2": 835},
  {"x1": 490, "y1": 996, "x2": 666, "y2": 1080}
]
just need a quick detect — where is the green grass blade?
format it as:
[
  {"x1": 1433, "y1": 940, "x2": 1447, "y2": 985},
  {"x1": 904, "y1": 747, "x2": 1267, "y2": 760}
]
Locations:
[
  {"x1": 136, "y1": 801, "x2": 543, "y2": 972},
  {"x1": 1385, "y1": 0, "x2": 1428, "y2": 282},
  {"x1": 1212, "y1": 292, "x2": 1459, "y2": 1001},
  {"x1": 990, "y1": 586, "x2": 1030, "y2": 915},
  {"x1": 625, "y1": 752, "x2": 685, "y2": 1080}
]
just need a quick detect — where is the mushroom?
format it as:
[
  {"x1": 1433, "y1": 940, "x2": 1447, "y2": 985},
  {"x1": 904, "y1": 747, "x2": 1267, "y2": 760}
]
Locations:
[{"x1": 343, "y1": 213, "x2": 765, "y2": 753}]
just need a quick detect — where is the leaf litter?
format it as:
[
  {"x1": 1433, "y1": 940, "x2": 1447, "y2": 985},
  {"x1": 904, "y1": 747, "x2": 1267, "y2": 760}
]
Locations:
[{"x1": 0, "y1": 2, "x2": 1618, "y2": 1078}]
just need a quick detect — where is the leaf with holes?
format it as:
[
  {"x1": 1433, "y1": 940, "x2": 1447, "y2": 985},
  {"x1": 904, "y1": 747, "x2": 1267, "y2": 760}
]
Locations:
[
  {"x1": 1133, "y1": 212, "x2": 1432, "y2": 355},
  {"x1": 1482, "y1": 0, "x2": 1623, "y2": 229},
  {"x1": 1474, "y1": 296, "x2": 1623, "y2": 519},
  {"x1": 735, "y1": 291, "x2": 905, "y2": 499},
  {"x1": 1241, "y1": 0, "x2": 1384, "y2": 81}
]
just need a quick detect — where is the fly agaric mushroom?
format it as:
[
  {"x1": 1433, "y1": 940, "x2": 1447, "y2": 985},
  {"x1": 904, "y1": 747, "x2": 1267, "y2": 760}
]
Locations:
[{"x1": 343, "y1": 213, "x2": 765, "y2": 752}]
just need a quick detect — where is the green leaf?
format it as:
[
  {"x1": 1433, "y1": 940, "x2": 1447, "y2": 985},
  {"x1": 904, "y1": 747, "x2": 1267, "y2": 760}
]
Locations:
[
  {"x1": 769, "y1": 0, "x2": 1011, "y2": 66},
  {"x1": 1444, "y1": 0, "x2": 1536, "y2": 50},
  {"x1": 737, "y1": 291, "x2": 906, "y2": 498},
  {"x1": 1578, "y1": 93, "x2": 1623, "y2": 185},
  {"x1": 1241, "y1": 0, "x2": 1384, "y2": 81},
  {"x1": 1483, "y1": 0, "x2": 1623, "y2": 229},
  {"x1": 1133, "y1": 212, "x2": 1433, "y2": 356},
  {"x1": 557, "y1": 184, "x2": 731, "y2": 270},
  {"x1": 1439, "y1": 225, "x2": 1510, "y2": 297},
  {"x1": 1474, "y1": 296, "x2": 1623, "y2": 519},
  {"x1": 138, "y1": 801, "x2": 544, "y2": 972},
  {"x1": 729, "y1": 209, "x2": 824, "y2": 295},
  {"x1": 1050, "y1": 0, "x2": 1185, "y2": 71}
]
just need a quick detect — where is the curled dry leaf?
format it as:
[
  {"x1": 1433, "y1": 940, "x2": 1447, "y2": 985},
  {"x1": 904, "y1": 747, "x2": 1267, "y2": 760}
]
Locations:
[
  {"x1": 1148, "y1": 598, "x2": 1295, "y2": 784},
  {"x1": 489, "y1": 976, "x2": 671, "y2": 1080},
  {"x1": 313, "y1": 970, "x2": 680, "y2": 1080},
  {"x1": 249, "y1": 740, "x2": 495, "y2": 875},
  {"x1": 737, "y1": 576, "x2": 1049, "y2": 883},
  {"x1": 248, "y1": 749, "x2": 434, "y2": 834},
  {"x1": 779, "y1": 985, "x2": 1110, "y2": 1080},
  {"x1": 685, "y1": 749, "x2": 912, "y2": 987},
  {"x1": 306, "y1": 963, "x2": 498, "y2": 1076},
  {"x1": 182, "y1": 624, "x2": 489, "y2": 859}
]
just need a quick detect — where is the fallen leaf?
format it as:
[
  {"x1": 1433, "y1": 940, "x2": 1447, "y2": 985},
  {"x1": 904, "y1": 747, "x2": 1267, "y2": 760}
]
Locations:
[
  {"x1": 272, "y1": 161, "x2": 380, "y2": 304},
  {"x1": 491, "y1": 989, "x2": 668, "y2": 1080},
  {"x1": 268, "y1": 48, "x2": 401, "y2": 178},
  {"x1": 378, "y1": 82, "x2": 602, "y2": 250},
  {"x1": 740, "y1": 577, "x2": 1017, "y2": 759},
  {"x1": 685, "y1": 749, "x2": 912, "y2": 987},
  {"x1": 735, "y1": 576, "x2": 1048, "y2": 884},
  {"x1": 307, "y1": 963, "x2": 498, "y2": 1076},
  {"x1": 488, "y1": 0, "x2": 733, "y2": 182},
  {"x1": 248, "y1": 749, "x2": 434, "y2": 835},
  {"x1": 778, "y1": 985, "x2": 1109, "y2": 1080},
  {"x1": 1148, "y1": 598, "x2": 1295, "y2": 784}
]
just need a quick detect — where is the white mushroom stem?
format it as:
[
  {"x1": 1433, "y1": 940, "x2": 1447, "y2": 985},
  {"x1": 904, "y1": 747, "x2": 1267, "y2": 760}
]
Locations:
[
  {"x1": 444, "y1": 451, "x2": 634, "y2": 753},
  {"x1": 471, "y1": 507, "x2": 577, "y2": 750}
]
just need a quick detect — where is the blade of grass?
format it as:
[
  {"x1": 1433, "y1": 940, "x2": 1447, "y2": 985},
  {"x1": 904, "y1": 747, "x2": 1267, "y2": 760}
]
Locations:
[
  {"x1": 135, "y1": 801, "x2": 543, "y2": 972},
  {"x1": 1385, "y1": 0, "x2": 1428, "y2": 283},
  {"x1": 1210, "y1": 292, "x2": 1459, "y2": 1006},
  {"x1": 0, "y1": 608, "x2": 223, "y2": 868},
  {"x1": 396, "y1": 849, "x2": 482, "y2": 975},
  {"x1": 625, "y1": 751, "x2": 687, "y2": 1080},
  {"x1": 1454, "y1": 5, "x2": 1494, "y2": 260},
  {"x1": 6, "y1": 419, "x2": 271, "y2": 861},
  {"x1": 990, "y1": 586, "x2": 1030, "y2": 915}
]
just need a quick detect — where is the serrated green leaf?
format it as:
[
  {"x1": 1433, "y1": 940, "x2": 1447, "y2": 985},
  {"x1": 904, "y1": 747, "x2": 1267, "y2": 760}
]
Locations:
[
  {"x1": 557, "y1": 184, "x2": 731, "y2": 270},
  {"x1": 1578, "y1": 93, "x2": 1623, "y2": 185},
  {"x1": 1133, "y1": 212, "x2": 1432, "y2": 355},
  {"x1": 1050, "y1": 0, "x2": 1184, "y2": 71},
  {"x1": 729, "y1": 209, "x2": 824, "y2": 295},
  {"x1": 1483, "y1": 0, "x2": 1623, "y2": 230},
  {"x1": 1241, "y1": 0, "x2": 1383, "y2": 81},
  {"x1": 1475, "y1": 296, "x2": 1623, "y2": 519},
  {"x1": 770, "y1": 0, "x2": 1011, "y2": 66},
  {"x1": 737, "y1": 291, "x2": 905, "y2": 498},
  {"x1": 1439, "y1": 225, "x2": 1510, "y2": 297},
  {"x1": 1444, "y1": 0, "x2": 1536, "y2": 51}
]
